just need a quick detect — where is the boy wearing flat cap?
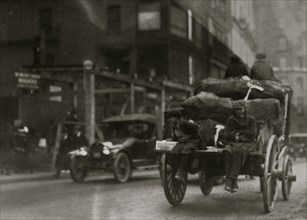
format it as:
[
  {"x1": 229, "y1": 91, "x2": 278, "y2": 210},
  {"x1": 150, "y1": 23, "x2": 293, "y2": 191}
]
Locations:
[{"x1": 224, "y1": 101, "x2": 257, "y2": 193}]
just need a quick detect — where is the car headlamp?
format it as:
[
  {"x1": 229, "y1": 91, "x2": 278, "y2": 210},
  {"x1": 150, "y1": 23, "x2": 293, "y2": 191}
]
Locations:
[
  {"x1": 80, "y1": 147, "x2": 88, "y2": 156},
  {"x1": 102, "y1": 146, "x2": 110, "y2": 155}
]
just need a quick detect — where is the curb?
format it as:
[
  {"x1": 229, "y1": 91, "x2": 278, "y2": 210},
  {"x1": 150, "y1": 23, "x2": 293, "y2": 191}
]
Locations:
[{"x1": 0, "y1": 170, "x2": 53, "y2": 184}]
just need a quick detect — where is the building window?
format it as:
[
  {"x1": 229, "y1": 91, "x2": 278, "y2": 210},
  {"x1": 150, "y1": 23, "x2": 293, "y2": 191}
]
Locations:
[
  {"x1": 279, "y1": 58, "x2": 287, "y2": 68},
  {"x1": 170, "y1": 5, "x2": 187, "y2": 38},
  {"x1": 296, "y1": 77, "x2": 304, "y2": 90},
  {"x1": 107, "y1": 5, "x2": 121, "y2": 34},
  {"x1": 297, "y1": 97, "x2": 304, "y2": 115},
  {"x1": 193, "y1": 19, "x2": 202, "y2": 47},
  {"x1": 298, "y1": 56, "x2": 304, "y2": 67},
  {"x1": 39, "y1": 9, "x2": 53, "y2": 34},
  {"x1": 279, "y1": 37, "x2": 288, "y2": 51},
  {"x1": 210, "y1": 63, "x2": 225, "y2": 79},
  {"x1": 170, "y1": 50, "x2": 188, "y2": 84},
  {"x1": 189, "y1": 56, "x2": 202, "y2": 85},
  {"x1": 138, "y1": 1, "x2": 161, "y2": 30}
]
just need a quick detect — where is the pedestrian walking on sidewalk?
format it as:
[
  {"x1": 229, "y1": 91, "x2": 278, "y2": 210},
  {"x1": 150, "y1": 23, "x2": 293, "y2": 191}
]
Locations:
[{"x1": 25, "y1": 127, "x2": 39, "y2": 174}]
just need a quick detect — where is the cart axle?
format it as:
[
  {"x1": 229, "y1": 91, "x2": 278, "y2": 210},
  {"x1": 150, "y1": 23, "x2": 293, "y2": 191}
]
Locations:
[{"x1": 288, "y1": 174, "x2": 296, "y2": 182}]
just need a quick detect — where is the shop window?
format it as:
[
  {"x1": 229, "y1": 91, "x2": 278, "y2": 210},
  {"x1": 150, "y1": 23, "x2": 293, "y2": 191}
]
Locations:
[
  {"x1": 138, "y1": 1, "x2": 161, "y2": 30},
  {"x1": 137, "y1": 47, "x2": 167, "y2": 80},
  {"x1": 107, "y1": 5, "x2": 121, "y2": 34},
  {"x1": 170, "y1": 5, "x2": 187, "y2": 38},
  {"x1": 210, "y1": 64, "x2": 224, "y2": 79},
  {"x1": 106, "y1": 50, "x2": 129, "y2": 74}
]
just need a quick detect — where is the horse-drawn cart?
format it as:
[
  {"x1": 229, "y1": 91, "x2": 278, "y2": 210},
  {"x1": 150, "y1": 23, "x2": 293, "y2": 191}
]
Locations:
[{"x1": 155, "y1": 80, "x2": 296, "y2": 213}]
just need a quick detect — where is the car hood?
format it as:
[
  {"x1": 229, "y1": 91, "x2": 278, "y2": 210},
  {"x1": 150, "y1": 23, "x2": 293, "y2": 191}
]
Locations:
[{"x1": 103, "y1": 138, "x2": 136, "y2": 150}]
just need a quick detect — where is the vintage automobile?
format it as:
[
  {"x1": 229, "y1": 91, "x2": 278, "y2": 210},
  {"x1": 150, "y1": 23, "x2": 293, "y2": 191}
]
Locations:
[
  {"x1": 288, "y1": 133, "x2": 307, "y2": 160},
  {"x1": 69, "y1": 114, "x2": 160, "y2": 183}
]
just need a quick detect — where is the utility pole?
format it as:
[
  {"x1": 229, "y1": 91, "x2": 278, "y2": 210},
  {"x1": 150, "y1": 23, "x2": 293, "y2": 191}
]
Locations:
[{"x1": 83, "y1": 60, "x2": 95, "y2": 145}]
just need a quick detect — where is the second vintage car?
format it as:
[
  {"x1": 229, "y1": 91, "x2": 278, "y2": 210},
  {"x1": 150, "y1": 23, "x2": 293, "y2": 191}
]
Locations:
[{"x1": 69, "y1": 114, "x2": 160, "y2": 183}]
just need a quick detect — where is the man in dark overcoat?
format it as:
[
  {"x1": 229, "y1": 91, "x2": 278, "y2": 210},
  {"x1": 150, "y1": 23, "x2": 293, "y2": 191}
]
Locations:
[
  {"x1": 224, "y1": 101, "x2": 257, "y2": 193},
  {"x1": 250, "y1": 53, "x2": 280, "y2": 82},
  {"x1": 224, "y1": 55, "x2": 249, "y2": 79}
]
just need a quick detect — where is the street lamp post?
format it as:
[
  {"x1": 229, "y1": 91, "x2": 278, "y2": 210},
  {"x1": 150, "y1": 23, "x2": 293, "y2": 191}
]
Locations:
[{"x1": 83, "y1": 60, "x2": 95, "y2": 145}]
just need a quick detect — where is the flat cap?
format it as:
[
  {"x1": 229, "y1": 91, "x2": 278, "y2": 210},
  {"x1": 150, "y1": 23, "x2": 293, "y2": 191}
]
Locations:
[{"x1": 232, "y1": 101, "x2": 246, "y2": 109}]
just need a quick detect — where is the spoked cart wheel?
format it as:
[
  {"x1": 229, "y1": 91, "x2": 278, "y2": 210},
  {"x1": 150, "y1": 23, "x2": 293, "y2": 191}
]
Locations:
[
  {"x1": 161, "y1": 153, "x2": 188, "y2": 206},
  {"x1": 257, "y1": 127, "x2": 265, "y2": 192},
  {"x1": 263, "y1": 135, "x2": 279, "y2": 213},
  {"x1": 281, "y1": 154, "x2": 296, "y2": 200},
  {"x1": 199, "y1": 172, "x2": 214, "y2": 196}
]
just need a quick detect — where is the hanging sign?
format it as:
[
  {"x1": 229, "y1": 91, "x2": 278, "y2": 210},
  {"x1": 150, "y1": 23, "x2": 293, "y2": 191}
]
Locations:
[{"x1": 15, "y1": 72, "x2": 41, "y2": 90}]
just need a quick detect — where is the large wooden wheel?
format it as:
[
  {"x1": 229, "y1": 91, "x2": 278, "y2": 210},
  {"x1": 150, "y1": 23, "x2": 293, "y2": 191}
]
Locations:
[
  {"x1": 199, "y1": 172, "x2": 214, "y2": 196},
  {"x1": 257, "y1": 126, "x2": 264, "y2": 192},
  {"x1": 263, "y1": 135, "x2": 279, "y2": 213},
  {"x1": 282, "y1": 155, "x2": 295, "y2": 201},
  {"x1": 259, "y1": 177, "x2": 264, "y2": 192},
  {"x1": 161, "y1": 153, "x2": 187, "y2": 206}
]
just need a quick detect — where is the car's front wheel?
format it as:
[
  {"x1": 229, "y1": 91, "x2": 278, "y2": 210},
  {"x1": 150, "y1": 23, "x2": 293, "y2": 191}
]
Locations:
[
  {"x1": 113, "y1": 152, "x2": 132, "y2": 183},
  {"x1": 70, "y1": 157, "x2": 88, "y2": 183}
]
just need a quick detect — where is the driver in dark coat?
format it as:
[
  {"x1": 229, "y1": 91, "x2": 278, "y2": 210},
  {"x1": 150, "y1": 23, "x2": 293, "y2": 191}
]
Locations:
[{"x1": 224, "y1": 101, "x2": 257, "y2": 193}]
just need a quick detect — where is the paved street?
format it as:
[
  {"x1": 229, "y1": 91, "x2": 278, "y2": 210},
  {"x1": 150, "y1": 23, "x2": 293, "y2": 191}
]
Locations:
[{"x1": 1, "y1": 159, "x2": 306, "y2": 220}]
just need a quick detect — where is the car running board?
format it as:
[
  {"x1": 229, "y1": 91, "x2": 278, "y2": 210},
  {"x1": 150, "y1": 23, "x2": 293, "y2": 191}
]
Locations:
[{"x1": 135, "y1": 165, "x2": 160, "y2": 170}]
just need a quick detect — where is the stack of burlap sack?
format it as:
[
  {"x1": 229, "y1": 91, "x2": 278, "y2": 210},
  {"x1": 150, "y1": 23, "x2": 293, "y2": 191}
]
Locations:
[{"x1": 166, "y1": 78, "x2": 292, "y2": 141}]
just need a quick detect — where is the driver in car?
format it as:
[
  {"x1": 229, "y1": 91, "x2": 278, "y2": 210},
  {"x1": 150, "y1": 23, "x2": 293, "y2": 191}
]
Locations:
[{"x1": 224, "y1": 101, "x2": 257, "y2": 193}]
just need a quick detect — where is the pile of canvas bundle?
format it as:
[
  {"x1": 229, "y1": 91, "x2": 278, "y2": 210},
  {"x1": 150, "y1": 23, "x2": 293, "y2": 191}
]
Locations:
[
  {"x1": 194, "y1": 77, "x2": 289, "y2": 102},
  {"x1": 181, "y1": 92, "x2": 233, "y2": 123},
  {"x1": 181, "y1": 91, "x2": 283, "y2": 124}
]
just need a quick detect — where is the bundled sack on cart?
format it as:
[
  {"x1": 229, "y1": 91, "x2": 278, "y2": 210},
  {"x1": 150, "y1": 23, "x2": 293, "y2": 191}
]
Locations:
[
  {"x1": 181, "y1": 92, "x2": 283, "y2": 124},
  {"x1": 181, "y1": 92, "x2": 233, "y2": 123},
  {"x1": 236, "y1": 98, "x2": 283, "y2": 122},
  {"x1": 198, "y1": 119, "x2": 227, "y2": 149},
  {"x1": 194, "y1": 78, "x2": 288, "y2": 102}
]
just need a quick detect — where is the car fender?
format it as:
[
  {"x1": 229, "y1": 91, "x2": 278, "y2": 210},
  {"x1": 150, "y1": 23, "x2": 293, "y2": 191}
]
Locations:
[
  {"x1": 112, "y1": 148, "x2": 135, "y2": 169},
  {"x1": 68, "y1": 148, "x2": 88, "y2": 159}
]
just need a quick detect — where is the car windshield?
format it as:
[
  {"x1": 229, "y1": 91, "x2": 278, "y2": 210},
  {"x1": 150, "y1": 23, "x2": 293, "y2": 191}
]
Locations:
[{"x1": 101, "y1": 121, "x2": 155, "y2": 140}]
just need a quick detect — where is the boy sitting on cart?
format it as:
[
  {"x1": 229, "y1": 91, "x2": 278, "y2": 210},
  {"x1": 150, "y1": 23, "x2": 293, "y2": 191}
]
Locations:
[
  {"x1": 224, "y1": 101, "x2": 257, "y2": 193},
  {"x1": 163, "y1": 110, "x2": 199, "y2": 181}
]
